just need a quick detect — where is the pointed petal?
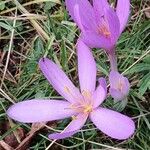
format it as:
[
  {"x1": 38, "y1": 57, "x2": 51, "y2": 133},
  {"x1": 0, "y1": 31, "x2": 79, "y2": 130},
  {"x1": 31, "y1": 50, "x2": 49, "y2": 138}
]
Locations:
[
  {"x1": 116, "y1": 0, "x2": 130, "y2": 33},
  {"x1": 65, "y1": 0, "x2": 97, "y2": 31},
  {"x1": 48, "y1": 113, "x2": 88, "y2": 139},
  {"x1": 93, "y1": 0, "x2": 109, "y2": 10},
  {"x1": 98, "y1": 77, "x2": 107, "y2": 92},
  {"x1": 77, "y1": 40, "x2": 96, "y2": 93},
  {"x1": 81, "y1": 31, "x2": 113, "y2": 51},
  {"x1": 39, "y1": 58, "x2": 82, "y2": 103},
  {"x1": 7, "y1": 100, "x2": 76, "y2": 123},
  {"x1": 93, "y1": 0, "x2": 109, "y2": 19},
  {"x1": 93, "y1": 84, "x2": 107, "y2": 108},
  {"x1": 105, "y1": 7, "x2": 120, "y2": 44},
  {"x1": 73, "y1": 4, "x2": 84, "y2": 31},
  {"x1": 90, "y1": 108, "x2": 135, "y2": 140}
]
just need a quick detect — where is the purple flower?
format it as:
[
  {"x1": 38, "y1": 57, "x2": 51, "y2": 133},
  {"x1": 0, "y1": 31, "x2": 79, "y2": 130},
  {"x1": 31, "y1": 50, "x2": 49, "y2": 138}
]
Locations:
[
  {"x1": 65, "y1": 0, "x2": 130, "y2": 52},
  {"x1": 7, "y1": 40, "x2": 134, "y2": 140},
  {"x1": 109, "y1": 71, "x2": 130, "y2": 101}
]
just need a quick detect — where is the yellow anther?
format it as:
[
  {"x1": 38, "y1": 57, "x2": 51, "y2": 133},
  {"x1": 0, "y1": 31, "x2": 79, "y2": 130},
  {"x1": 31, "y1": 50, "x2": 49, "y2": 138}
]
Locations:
[
  {"x1": 83, "y1": 105, "x2": 92, "y2": 113},
  {"x1": 96, "y1": 16, "x2": 111, "y2": 38},
  {"x1": 82, "y1": 90, "x2": 91, "y2": 99},
  {"x1": 64, "y1": 86, "x2": 70, "y2": 93},
  {"x1": 98, "y1": 24, "x2": 111, "y2": 38},
  {"x1": 72, "y1": 115, "x2": 77, "y2": 120},
  {"x1": 69, "y1": 104, "x2": 82, "y2": 112}
]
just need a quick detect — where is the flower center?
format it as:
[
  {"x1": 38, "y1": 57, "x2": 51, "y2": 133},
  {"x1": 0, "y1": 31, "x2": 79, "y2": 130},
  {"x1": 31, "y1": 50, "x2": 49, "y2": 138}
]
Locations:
[
  {"x1": 97, "y1": 18, "x2": 111, "y2": 38},
  {"x1": 83, "y1": 104, "x2": 93, "y2": 113},
  {"x1": 66, "y1": 88, "x2": 94, "y2": 114},
  {"x1": 98, "y1": 24, "x2": 111, "y2": 38},
  {"x1": 70, "y1": 103, "x2": 93, "y2": 114}
]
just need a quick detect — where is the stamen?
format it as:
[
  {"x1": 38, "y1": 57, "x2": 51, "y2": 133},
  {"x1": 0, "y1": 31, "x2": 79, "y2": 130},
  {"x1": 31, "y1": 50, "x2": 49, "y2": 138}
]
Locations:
[
  {"x1": 64, "y1": 86, "x2": 70, "y2": 93},
  {"x1": 98, "y1": 25, "x2": 111, "y2": 38},
  {"x1": 71, "y1": 115, "x2": 77, "y2": 120},
  {"x1": 83, "y1": 105, "x2": 92, "y2": 113},
  {"x1": 70, "y1": 103, "x2": 84, "y2": 111},
  {"x1": 70, "y1": 103, "x2": 93, "y2": 114},
  {"x1": 68, "y1": 90, "x2": 93, "y2": 114},
  {"x1": 97, "y1": 18, "x2": 111, "y2": 38},
  {"x1": 82, "y1": 90, "x2": 91, "y2": 99},
  {"x1": 64, "y1": 86, "x2": 80, "y2": 101}
]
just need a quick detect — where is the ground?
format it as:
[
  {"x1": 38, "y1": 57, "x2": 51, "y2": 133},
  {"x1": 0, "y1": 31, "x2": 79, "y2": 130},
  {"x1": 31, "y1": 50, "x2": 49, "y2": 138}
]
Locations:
[{"x1": 0, "y1": 0, "x2": 150, "y2": 150}]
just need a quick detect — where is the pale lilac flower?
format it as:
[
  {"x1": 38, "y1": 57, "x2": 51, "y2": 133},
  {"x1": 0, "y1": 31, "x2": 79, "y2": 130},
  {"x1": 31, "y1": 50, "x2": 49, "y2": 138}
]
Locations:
[
  {"x1": 65, "y1": 0, "x2": 130, "y2": 52},
  {"x1": 108, "y1": 52, "x2": 130, "y2": 101},
  {"x1": 7, "y1": 40, "x2": 134, "y2": 140},
  {"x1": 109, "y1": 71, "x2": 130, "y2": 101}
]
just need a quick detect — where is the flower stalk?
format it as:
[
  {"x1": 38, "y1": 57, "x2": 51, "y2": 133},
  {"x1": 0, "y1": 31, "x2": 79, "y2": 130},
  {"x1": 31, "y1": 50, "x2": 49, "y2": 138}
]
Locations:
[{"x1": 108, "y1": 50, "x2": 118, "y2": 72}]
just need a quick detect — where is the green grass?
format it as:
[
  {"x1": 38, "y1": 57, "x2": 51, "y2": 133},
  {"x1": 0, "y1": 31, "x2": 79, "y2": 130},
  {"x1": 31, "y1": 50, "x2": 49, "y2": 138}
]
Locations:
[{"x1": 0, "y1": 0, "x2": 150, "y2": 149}]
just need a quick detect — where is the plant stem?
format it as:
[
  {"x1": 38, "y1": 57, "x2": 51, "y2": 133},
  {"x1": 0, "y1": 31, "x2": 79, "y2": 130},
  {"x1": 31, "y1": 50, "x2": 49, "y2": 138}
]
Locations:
[{"x1": 108, "y1": 50, "x2": 118, "y2": 72}]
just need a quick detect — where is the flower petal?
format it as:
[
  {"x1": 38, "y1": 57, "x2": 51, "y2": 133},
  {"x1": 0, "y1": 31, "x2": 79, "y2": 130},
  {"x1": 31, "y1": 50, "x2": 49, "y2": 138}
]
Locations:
[
  {"x1": 93, "y1": 78, "x2": 107, "y2": 108},
  {"x1": 93, "y1": 0, "x2": 120, "y2": 48},
  {"x1": 48, "y1": 113, "x2": 88, "y2": 139},
  {"x1": 109, "y1": 71, "x2": 121, "y2": 88},
  {"x1": 39, "y1": 58, "x2": 82, "y2": 103},
  {"x1": 105, "y1": 7, "x2": 120, "y2": 44},
  {"x1": 110, "y1": 88, "x2": 125, "y2": 101},
  {"x1": 93, "y1": 0, "x2": 109, "y2": 18},
  {"x1": 90, "y1": 108, "x2": 135, "y2": 140},
  {"x1": 98, "y1": 77, "x2": 107, "y2": 92},
  {"x1": 73, "y1": 4, "x2": 84, "y2": 31},
  {"x1": 116, "y1": 0, "x2": 130, "y2": 33},
  {"x1": 81, "y1": 31, "x2": 112, "y2": 51},
  {"x1": 93, "y1": 0, "x2": 109, "y2": 9},
  {"x1": 123, "y1": 77, "x2": 130, "y2": 94},
  {"x1": 77, "y1": 40, "x2": 96, "y2": 93},
  {"x1": 65, "y1": 0, "x2": 97, "y2": 31},
  {"x1": 7, "y1": 100, "x2": 76, "y2": 123},
  {"x1": 93, "y1": 85, "x2": 107, "y2": 108}
]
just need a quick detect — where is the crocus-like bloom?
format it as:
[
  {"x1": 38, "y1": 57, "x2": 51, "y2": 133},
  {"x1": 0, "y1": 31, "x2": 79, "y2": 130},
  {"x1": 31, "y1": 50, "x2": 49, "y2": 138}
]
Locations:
[
  {"x1": 109, "y1": 71, "x2": 130, "y2": 101},
  {"x1": 7, "y1": 40, "x2": 134, "y2": 140},
  {"x1": 66, "y1": 0, "x2": 131, "y2": 101},
  {"x1": 65, "y1": 0, "x2": 130, "y2": 52},
  {"x1": 108, "y1": 54, "x2": 130, "y2": 101}
]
